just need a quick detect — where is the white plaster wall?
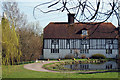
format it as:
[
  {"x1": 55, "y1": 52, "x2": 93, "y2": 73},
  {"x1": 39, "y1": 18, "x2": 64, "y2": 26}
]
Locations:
[
  {"x1": 43, "y1": 49, "x2": 118, "y2": 59},
  {"x1": 44, "y1": 49, "x2": 71, "y2": 59},
  {"x1": 88, "y1": 49, "x2": 118, "y2": 58},
  {"x1": 59, "y1": 49, "x2": 70, "y2": 58},
  {"x1": 43, "y1": 49, "x2": 59, "y2": 59}
]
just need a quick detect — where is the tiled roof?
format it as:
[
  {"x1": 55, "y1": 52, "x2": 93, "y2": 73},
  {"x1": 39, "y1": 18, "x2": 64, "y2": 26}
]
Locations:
[{"x1": 43, "y1": 22, "x2": 118, "y2": 39}]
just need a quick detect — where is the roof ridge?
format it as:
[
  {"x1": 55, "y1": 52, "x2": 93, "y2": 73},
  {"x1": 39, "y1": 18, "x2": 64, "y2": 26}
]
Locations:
[{"x1": 49, "y1": 22, "x2": 112, "y2": 24}]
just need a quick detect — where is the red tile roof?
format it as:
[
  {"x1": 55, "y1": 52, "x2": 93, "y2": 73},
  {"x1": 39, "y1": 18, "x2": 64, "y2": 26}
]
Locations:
[{"x1": 43, "y1": 22, "x2": 118, "y2": 39}]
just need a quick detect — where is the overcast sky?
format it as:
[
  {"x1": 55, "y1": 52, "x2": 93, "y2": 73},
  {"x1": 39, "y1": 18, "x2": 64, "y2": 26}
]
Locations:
[{"x1": 0, "y1": 0, "x2": 119, "y2": 29}]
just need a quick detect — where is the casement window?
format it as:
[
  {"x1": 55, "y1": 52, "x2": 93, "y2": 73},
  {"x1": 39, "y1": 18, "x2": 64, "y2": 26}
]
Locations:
[
  {"x1": 82, "y1": 30, "x2": 88, "y2": 36},
  {"x1": 79, "y1": 64, "x2": 89, "y2": 70},
  {"x1": 106, "y1": 49, "x2": 112, "y2": 54},
  {"x1": 51, "y1": 49, "x2": 59, "y2": 53},
  {"x1": 105, "y1": 39, "x2": 118, "y2": 49},
  {"x1": 80, "y1": 39, "x2": 89, "y2": 53},
  {"x1": 81, "y1": 39, "x2": 89, "y2": 49},
  {"x1": 51, "y1": 39, "x2": 59, "y2": 49},
  {"x1": 51, "y1": 39, "x2": 59, "y2": 53},
  {"x1": 106, "y1": 64, "x2": 112, "y2": 69},
  {"x1": 70, "y1": 49, "x2": 72, "y2": 53},
  {"x1": 106, "y1": 39, "x2": 112, "y2": 44},
  {"x1": 106, "y1": 39, "x2": 113, "y2": 49},
  {"x1": 80, "y1": 49, "x2": 89, "y2": 54},
  {"x1": 66, "y1": 39, "x2": 70, "y2": 49},
  {"x1": 113, "y1": 39, "x2": 118, "y2": 49}
]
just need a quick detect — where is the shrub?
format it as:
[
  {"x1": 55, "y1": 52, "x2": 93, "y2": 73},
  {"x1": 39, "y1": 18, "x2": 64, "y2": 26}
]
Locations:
[
  {"x1": 81, "y1": 54, "x2": 86, "y2": 59},
  {"x1": 90, "y1": 54, "x2": 106, "y2": 59},
  {"x1": 65, "y1": 54, "x2": 74, "y2": 59}
]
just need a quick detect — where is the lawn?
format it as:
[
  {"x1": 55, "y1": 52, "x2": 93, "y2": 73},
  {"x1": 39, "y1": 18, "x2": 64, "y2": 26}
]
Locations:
[{"x1": 2, "y1": 64, "x2": 119, "y2": 79}]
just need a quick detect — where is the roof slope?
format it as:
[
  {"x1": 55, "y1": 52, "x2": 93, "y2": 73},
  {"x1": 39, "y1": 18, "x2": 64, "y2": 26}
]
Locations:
[{"x1": 43, "y1": 22, "x2": 118, "y2": 39}]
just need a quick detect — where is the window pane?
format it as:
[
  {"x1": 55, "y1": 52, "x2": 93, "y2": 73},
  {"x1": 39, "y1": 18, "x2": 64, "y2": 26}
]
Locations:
[{"x1": 82, "y1": 30, "x2": 88, "y2": 35}]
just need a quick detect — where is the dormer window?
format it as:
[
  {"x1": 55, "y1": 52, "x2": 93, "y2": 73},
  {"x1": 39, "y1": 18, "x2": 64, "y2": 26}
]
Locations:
[{"x1": 82, "y1": 30, "x2": 88, "y2": 36}]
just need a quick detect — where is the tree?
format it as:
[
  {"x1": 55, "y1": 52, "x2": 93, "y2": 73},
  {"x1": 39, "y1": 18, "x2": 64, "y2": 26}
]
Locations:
[
  {"x1": 2, "y1": 18, "x2": 22, "y2": 65},
  {"x1": 0, "y1": 21, "x2": 2, "y2": 66},
  {"x1": 2, "y1": 2, "x2": 27, "y2": 29},
  {"x1": 27, "y1": 21, "x2": 43, "y2": 36},
  {"x1": 2, "y1": 2, "x2": 43, "y2": 62},
  {"x1": 33, "y1": 0, "x2": 119, "y2": 24},
  {"x1": 18, "y1": 24, "x2": 43, "y2": 61}
]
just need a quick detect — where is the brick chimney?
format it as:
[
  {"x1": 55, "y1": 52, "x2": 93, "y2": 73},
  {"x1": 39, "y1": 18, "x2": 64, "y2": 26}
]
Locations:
[{"x1": 68, "y1": 13, "x2": 75, "y2": 24}]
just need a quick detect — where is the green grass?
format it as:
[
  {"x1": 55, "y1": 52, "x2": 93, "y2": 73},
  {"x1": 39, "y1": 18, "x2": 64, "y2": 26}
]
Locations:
[{"x1": 2, "y1": 64, "x2": 119, "y2": 78}]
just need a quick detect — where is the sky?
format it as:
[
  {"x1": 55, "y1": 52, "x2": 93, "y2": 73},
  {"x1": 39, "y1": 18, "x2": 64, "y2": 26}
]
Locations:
[
  {"x1": 18, "y1": 1, "x2": 68, "y2": 29},
  {"x1": 0, "y1": 0, "x2": 119, "y2": 29}
]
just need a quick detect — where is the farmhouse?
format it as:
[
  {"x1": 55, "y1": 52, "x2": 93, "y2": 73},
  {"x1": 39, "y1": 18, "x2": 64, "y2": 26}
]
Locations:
[{"x1": 43, "y1": 14, "x2": 118, "y2": 59}]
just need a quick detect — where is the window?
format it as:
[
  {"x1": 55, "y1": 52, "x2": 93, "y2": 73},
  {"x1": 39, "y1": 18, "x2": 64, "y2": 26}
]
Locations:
[
  {"x1": 113, "y1": 39, "x2": 118, "y2": 49},
  {"x1": 51, "y1": 39, "x2": 59, "y2": 45},
  {"x1": 106, "y1": 39, "x2": 112, "y2": 44},
  {"x1": 80, "y1": 64, "x2": 89, "y2": 70},
  {"x1": 106, "y1": 64, "x2": 112, "y2": 69},
  {"x1": 81, "y1": 39, "x2": 89, "y2": 49},
  {"x1": 51, "y1": 39, "x2": 59, "y2": 53},
  {"x1": 106, "y1": 49, "x2": 112, "y2": 54},
  {"x1": 51, "y1": 49, "x2": 59, "y2": 53},
  {"x1": 106, "y1": 39, "x2": 113, "y2": 49},
  {"x1": 80, "y1": 49, "x2": 89, "y2": 54},
  {"x1": 82, "y1": 30, "x2": 88, "y2": 36},
  {"x1": 51, "y1": 39, "x2": 59, "y2": 49},
  {"x1": 66, "y1": 39, "x2": 70, "y2": 49}
]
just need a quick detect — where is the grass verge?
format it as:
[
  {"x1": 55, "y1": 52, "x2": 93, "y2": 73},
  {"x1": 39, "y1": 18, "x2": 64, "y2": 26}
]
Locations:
[{"x1": 2, "y1": 64, "x2": 119, "y2": 78}]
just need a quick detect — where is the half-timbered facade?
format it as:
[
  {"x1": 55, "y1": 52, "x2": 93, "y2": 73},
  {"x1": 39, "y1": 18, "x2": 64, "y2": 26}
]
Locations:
[{"x1": 43, "y1": 14, "x2": 118, "y2": 59}]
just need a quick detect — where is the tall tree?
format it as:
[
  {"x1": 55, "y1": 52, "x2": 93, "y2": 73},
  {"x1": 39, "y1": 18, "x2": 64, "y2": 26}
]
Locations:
[
  {"x1": 2, "y1": 18, "x2": 22, "y2": 65},
  {"x1": 18, "y1": 27, "x2": 43, "y2": 61},
  {"x1": 2, "y1": 2, "x2": 27, "y2": 29},
  {"x1": 27, "y1": 21, "x2": 43, "y2": 36}
]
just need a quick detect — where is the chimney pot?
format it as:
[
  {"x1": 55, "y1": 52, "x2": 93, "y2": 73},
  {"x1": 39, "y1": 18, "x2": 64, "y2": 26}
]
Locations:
[{"x1": 68, "y1": 13, "x2": 75, "y2": 24}]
